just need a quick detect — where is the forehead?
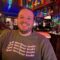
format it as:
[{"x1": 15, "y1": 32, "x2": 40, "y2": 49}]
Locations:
[{"x1": 18, "y1": 9, "x2": 34, "y2": 17}]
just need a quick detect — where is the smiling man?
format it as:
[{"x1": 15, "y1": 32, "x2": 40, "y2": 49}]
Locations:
[
  {"x1": 17, "y1": 8, "x2": 34, "y2": 36},
  {"x1": 0, "y1": 8, "x2": 57, "y2": 60}
]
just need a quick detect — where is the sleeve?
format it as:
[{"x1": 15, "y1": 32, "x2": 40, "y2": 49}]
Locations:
[
  {"x1": 0, "y1": 30, "x2": 11, "y2": 55},
  {"x1": 0, "y1": 30, "x2": 7, "y2": 59},
  {"x1": 41, "y1": 38, "x2": 57, "y2": 60}
]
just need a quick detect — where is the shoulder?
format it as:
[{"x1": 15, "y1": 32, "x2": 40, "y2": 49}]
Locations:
[
  {"x1": 33, "y1": 31, "x2": 49, "y2": 40},
  {"x1": 0, "y1": 29, "x2": 11, "y2": 40},
  {"x1": 32, "y1": 31, "x2": 50, "y2": 44},
  {"x1": 0, "y1": 29, "x2": 17, "y2": 38},
  {"x1": 0, "y1": 30, "x2": 17, "y2": 43},
  {"x1": 0, "y1": 29, "x2": 10, "y2": 36}
]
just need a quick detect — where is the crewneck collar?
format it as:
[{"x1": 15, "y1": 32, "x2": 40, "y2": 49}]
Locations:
[{"x1": 18, "y1": 31, "x2": 32, "y2": 36}]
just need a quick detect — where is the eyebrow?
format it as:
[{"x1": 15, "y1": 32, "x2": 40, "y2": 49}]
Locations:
[{"x1": 19, "y1": 15, "x2": 23, "y2": 16}]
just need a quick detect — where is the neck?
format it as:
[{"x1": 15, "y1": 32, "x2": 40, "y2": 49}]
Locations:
[{"x1": 18, "y1": 30, "x2": 32, "y2": 36}]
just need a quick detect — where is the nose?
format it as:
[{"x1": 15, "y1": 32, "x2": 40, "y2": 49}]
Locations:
[{"x1": 22, "y1": 18, "x2": 28, "y2": 22}]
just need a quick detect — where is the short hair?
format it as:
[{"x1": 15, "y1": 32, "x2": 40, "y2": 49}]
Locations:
[{"x1": 17, "y1": 7, "x2": 34, "y2": 17}]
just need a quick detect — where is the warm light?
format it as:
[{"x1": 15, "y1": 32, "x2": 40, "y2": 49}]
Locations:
[
  {"x1": 6, "y1": 18, "x2": 11, "y2": 22},
  {"x1": 0, "y1": 13, "x2": 2, "y2": 16},
  {"x1": 34, "y1": 0, "x2": 40, "y2": 6},
  {"x1": 44, "y1": 16, "x2": 51, "y2": 19},
  {"x1": 33, "y1": 22, "x2": 38, "y2": 26}
]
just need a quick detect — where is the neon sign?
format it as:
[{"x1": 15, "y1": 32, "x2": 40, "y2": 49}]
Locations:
[{"x1": 7, "y1": 0, "x2": 12, "y2": 9}]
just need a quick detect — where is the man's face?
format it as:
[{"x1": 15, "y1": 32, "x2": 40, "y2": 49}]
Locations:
[{"x1": 17, "y1": 9, "x2": 34, "y2": 32}]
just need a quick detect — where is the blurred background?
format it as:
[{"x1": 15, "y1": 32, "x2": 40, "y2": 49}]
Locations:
[
  {"x1": 0, "y1": 0, "x2": 60, "y2": 31},
  {"x1": 0, "y1": 0, "x2": 60, "y2": 60}
]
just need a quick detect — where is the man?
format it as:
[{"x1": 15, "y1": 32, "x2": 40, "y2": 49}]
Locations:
[{"x1": 0, "y1": 8, "x2": 57, "y2": 60}]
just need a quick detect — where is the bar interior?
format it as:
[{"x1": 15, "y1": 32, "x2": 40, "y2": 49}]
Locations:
[{"x1": 0, "y1": 0, "x2": 60, "y2": 60}]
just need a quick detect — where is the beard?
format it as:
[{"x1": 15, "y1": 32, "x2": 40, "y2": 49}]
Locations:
[
  {"x1": 18, "y1": 22, "x2": 32, "y2": 34},
  {"x1": 19, "y1": 28, "x2": 31, "y2": 34}
]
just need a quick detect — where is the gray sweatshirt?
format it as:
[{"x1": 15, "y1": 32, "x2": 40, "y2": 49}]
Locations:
[{"x1": 0, "y1": 30, "x2": 57, "y2": 60}]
